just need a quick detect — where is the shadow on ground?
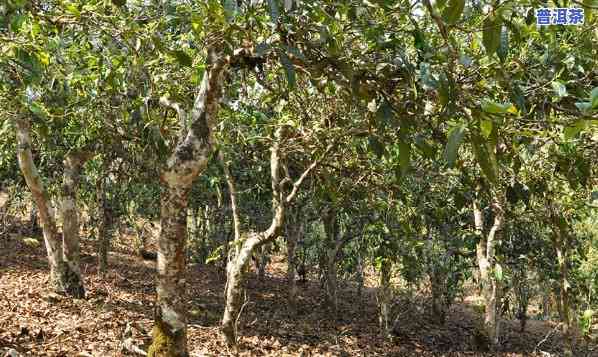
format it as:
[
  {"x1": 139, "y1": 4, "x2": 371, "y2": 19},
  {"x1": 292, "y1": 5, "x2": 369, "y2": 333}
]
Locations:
[{"x1": 1, "y1": 226, "x2": 597, "y2": 356}]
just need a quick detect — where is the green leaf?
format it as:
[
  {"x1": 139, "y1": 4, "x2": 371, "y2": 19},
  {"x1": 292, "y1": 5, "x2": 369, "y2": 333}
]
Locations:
[
  {"x1": 28, "y1": 102, "x2": 48, "y2": 119},
  {"x1": 65, "y1": 4, "x2": 81, "y2": 17},
  {"x1": 480, "y1": 119, "x2": 493, "y2": 139},
  {"x1": 224, "y1": 0, "x2": 238, "y2": 21},
  {"x1": 376, "y1": 100, "x2": 395, "y2": 129},
  {"x1": 0, "y1": 119, "x2": 13, "y2": 136},
  {"x1": 22, "y1": 237, "x2": 41, "y2": 248},
  {"x1": 398, "y1": 138, "x2": 411, "y2": 174},
  {"x1": 552, "y1": 81, "x2": 568, "y2": 98},
  {"x1": 443, "y1": 124, "x2": 465, "y2": 167},
  {"x1": 10, "y1": 14, "x2": 26, "y2": 33},
  {"x1": 368, "y1": 135, "x2": 385, "y2": 158},
  {"x1": 575, "y1": 101, "x2": 592, "y2": 113},
  {"x1": 471, "y1": 130, "x2": 498, "y2": 184},
  {"x1": 496, "y1": 27, "x2": 509, "y2": 62},
  {"x1": 268, "y1": 0, "x2": 280, "y2": 22},
  {"x1": 564, "y1": 120, "x2": 588, "y2": 140},
  {"x1": 481, "y1": 100, "x2": 516, "y2": 114},
  {"x1": 415, "y1": 136, "x2": 436, "y2": 159},
  {"x1": 591, "y1": 87, "x2": 598, "y2": 109},
  {"x1": 279, "y1": 51, "x2": 296, "y2": 89},
  {"x1": 438, "y1": 75, "x2": 450, "y2": 107},
  {"x1": 482, "y1": 16, "x2": 501, "y2": 56},
  {"x1": 495, "y1": 263, "x2": 503, "y2": 281},
  {"x1": 111, "y1": 0, "x2": 126, "y2": 6},
  {"x1": 442, "y1": 0, "x2": 465, "y2": 25},
  {"x1": 171, "y1": 50, "x2": 192, "y2": 67}
]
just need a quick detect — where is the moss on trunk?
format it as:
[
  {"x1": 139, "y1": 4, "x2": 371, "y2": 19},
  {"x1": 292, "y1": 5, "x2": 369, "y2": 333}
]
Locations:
[{"x1": 147, "y1": 319, "x2": 187, "y2": 357}]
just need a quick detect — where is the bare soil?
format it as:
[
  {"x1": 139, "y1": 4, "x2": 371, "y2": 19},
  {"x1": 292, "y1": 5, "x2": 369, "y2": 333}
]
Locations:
[{"x1": 1, "y1": 220, "x2": 596, "y2": 356}]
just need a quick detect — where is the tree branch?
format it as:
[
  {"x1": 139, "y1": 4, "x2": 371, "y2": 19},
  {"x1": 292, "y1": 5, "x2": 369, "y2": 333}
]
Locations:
[{"x1": 285, "y1": 143, "x2": 334, "y2": 204}]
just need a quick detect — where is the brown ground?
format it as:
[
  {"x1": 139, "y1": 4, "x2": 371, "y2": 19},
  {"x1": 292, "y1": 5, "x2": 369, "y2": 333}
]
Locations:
[{"x1": 1, "y1": 218, "x2": 597, "y2": 356}]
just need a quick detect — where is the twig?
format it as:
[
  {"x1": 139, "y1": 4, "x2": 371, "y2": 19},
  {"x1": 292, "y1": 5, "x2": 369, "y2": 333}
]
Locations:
[
  {"x1": 534, "y1": 322, "x2": 562, "y2": 353},
  {"x1": 233, "y1": 290, "x2": 250, "y2": 343}
]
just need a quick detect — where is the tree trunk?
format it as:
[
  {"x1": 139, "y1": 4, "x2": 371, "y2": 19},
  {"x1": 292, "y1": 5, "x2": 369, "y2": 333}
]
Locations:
[
  {"x1": 97, "y1": 170, "x2": 112, "y2": 275},
  {"x1": 550, "y1": 204, "x2": 573, "y2": 357},
  {"x1": 148, "y1": 49, "x2": 228, "y2": 357},
  {"x1": 59, "y1": 153, "x2": 89, "y2": 298},
  {"x1": 15, "y1": 118, "x2": 77, "y2": 297},
  {"x1": 430, "y1": 267, "x2": 447, "y2": 324},
  {"x1": 286, "y1": 210, "x2": 304, "y2": 306},
  {"x1": 356, "y1": 248, "x2": 364, "y2": 306},
  {"x1": 287, "y1": 226, "x2": 298, "y2": 304},
  {"x1": 29, "y1": 204, "x2": 39, "y2": 233},
  {"x1": 219, "y1": 126, "x2": 329, "y2": 348},
  {"x1": 541, "y1": 289, "x2": 551, "y2": 320},
  {"x1": 322, "y1": 208, "x2": 340, "y2": 315},
  {"x1": 257, "y1": 244, "x2": 270, "y2": 281},
  {"x1": 222, "y1": 235, "x2": 261, "y2": 348},
  {"x1": 473, "y1": 193, "x2": 504, "y2": 348},
  {"x1": 378, "y1": 259, "x2": 392, "y2": 338},
  {"x1": 220, "y1": 129, "x2": 286, "y2": 348}
]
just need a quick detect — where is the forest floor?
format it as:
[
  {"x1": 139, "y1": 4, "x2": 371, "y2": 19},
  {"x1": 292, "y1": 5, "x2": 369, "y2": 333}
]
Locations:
[{"x1": 1, "y1": 219, "x2": 597, "y2": 356}]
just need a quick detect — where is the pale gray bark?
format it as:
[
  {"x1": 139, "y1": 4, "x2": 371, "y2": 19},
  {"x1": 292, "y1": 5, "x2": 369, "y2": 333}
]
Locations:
[
  {"x1": 148, "y1": 49, "x2": 229, "y2": 357},
  {"x1": 285, "y1": 208, "x2": 303, "y2": 306},
  {"x1": 15, "y1": 117, "x2": 64, "y2": 293},
  {"x1": 15, "y1": 118, "x2": 87, "y2": 298},
  {"x1": 221, "y1": 128, "x2": 331, "y2": 347},
  {"x1": 221, "y1": 128, "x2": 285, "y2": 348},
  {"x1": 59, "y1": 152, "x2": 90, "y2": 297},
  {"x1": 473, "y1": 191, "x2": 504, "y2": 348},
  {"x1": 377, "y1": 259, "x2": 393, "y2": 338}
]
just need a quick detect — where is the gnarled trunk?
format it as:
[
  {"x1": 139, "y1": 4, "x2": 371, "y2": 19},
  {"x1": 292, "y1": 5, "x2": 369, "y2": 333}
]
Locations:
[
  {"x1": 220, "y1": 129, "x2": 286, "y2": 348},
  {"x1": 15, "y1": 118, "x2": 85, "y2": 297},
  {"x1": 473, "y1": 193, "x2": 504, "y2": 348},
  {"x1": 148, "y1": 49, "x2": 228, "y2": 356},
  {"x1": 59, "y1": 153, "x2": 89, "y2": 298},
  {"x1": 222, "y1": 234, "x2": 262, "y2": 347},
  {"x1": 220, "y1": 126, "x2": 328, "y2": 347}
]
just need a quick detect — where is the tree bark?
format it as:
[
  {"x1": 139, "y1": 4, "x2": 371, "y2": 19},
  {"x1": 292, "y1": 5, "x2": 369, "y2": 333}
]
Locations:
[
  {"x1": 59, "y1": 152, "x2": 89, "y2": 298},
  {"x1": 473, "y1": 192, "x2": 504, "y2": 348},
  {"x1": 222, "y1": 234, "x2": 262, "y2": 348},
  {"x1": 148, "y1": 49, "x2": 228, "y2": 357},
  {"x1": 97, "y1": 167, "x2": 112, "y2": 275},
  {"x1": 378, "y1": 259, "x2": 392, "y2": 338},
  {"x1": 322, "y1": 207, "x2": 339, "y2": 315},
  {"x1": 219, "y1": 126, "x2": 332, "y2": 348},
  {"x1": 14, "y1": 117, "x2": 83, "y2": 297},
  {"x1": 285, "y1": 207, "x2": 304, "y2": 306},
  {"x1": 549, "y1": 203, "x2": 573, "y2": 357},
  {"x1": 221, "y1": 128, "x2": 286, "y2": 348},
  {"x1": 257, "y1": 244, "x2": 270, "y2": 281},
  {"x1": 356, "y1": 248, "x2": 364, "y2": 305},
  {"x1": 286, "y1": 218, "x2": 298, "y2": 305}
]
